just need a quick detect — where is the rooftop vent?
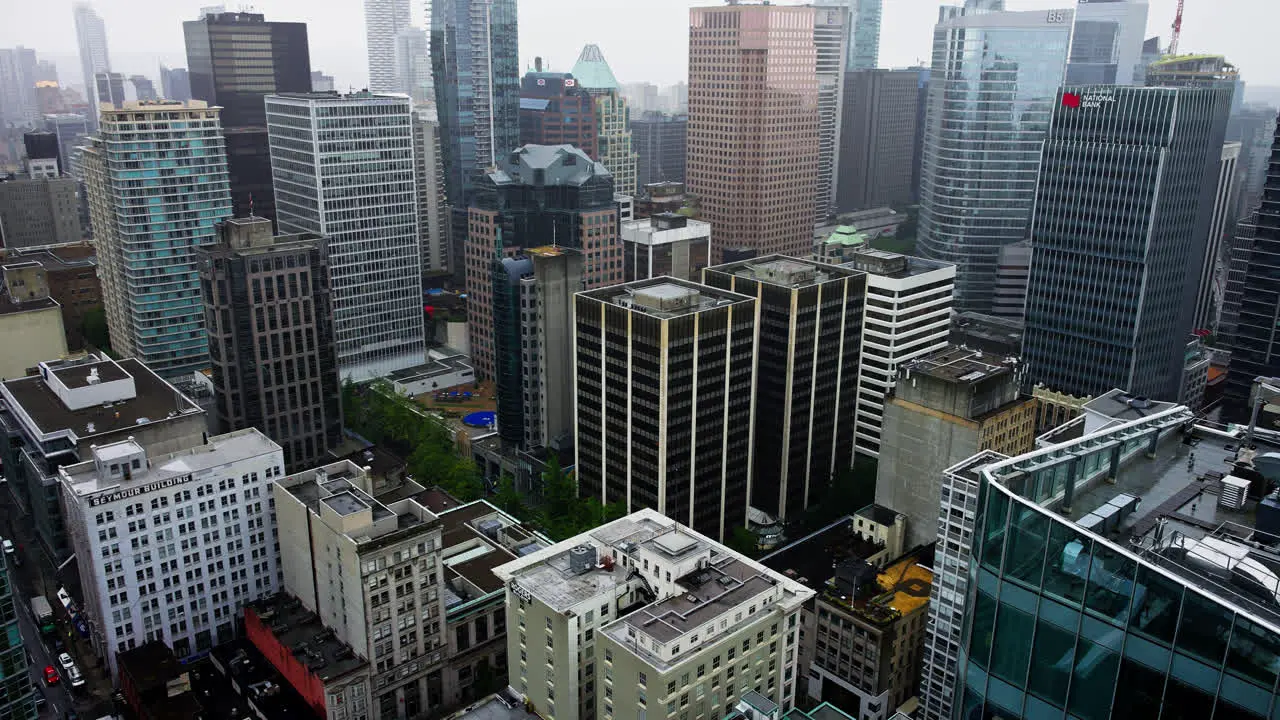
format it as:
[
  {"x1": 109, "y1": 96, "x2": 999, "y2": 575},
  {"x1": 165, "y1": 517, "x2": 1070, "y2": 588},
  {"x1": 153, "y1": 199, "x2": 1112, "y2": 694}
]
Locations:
[
  {"x1": 1220, "y1": 475, "x2": 1251, "y2": 511},
  {"x1": 1129, "y1": 396, "x2": 1151, "y2": 409},
  {"x1": 569, "y1": 544, "x2": 597, "y2": 575},
  {"x1": 86, "y1": 368, "x2": 100, "y2": 385}
]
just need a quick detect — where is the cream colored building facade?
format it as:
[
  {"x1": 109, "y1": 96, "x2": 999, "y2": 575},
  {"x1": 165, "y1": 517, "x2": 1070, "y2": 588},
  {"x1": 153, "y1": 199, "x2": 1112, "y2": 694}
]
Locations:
[
  {"x1": 493, "y1": 509, "x2": 814, "y2": 720},
  {"x1": 0, "y1": 261, "x2": 67, "y2": 379}
]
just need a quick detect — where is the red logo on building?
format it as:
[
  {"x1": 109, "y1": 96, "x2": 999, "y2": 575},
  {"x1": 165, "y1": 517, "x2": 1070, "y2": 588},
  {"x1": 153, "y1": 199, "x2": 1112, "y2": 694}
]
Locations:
[{"x1": 1062, "y1": 92, "x2": 1081, "y2": 108}]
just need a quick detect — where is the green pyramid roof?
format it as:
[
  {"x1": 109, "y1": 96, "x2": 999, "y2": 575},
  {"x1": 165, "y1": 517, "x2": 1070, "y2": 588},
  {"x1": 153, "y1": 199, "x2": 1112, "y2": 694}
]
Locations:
[
  {"x1": 825, "y1": 226, "x2": 867, "y2": 246},
  {"x1": 571, "y1": 44, "x2": 620, "y2": 91}
]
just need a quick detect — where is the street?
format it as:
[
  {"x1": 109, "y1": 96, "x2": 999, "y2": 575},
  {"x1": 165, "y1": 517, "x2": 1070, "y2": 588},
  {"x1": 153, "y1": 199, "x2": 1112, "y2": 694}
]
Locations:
[{"x1": 0, "y1": 478, "x2": 114, "y2": 718}]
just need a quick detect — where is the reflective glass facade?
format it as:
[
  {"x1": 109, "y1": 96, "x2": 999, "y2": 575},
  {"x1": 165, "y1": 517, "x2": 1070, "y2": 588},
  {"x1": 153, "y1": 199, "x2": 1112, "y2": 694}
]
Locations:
[
  {"x1": 0, "y1": 562, "x2": 34, "y2": 720},
  {"x1": 1022, "y1": 86, "x2": 1233, "y2": 401},
  {"x1": 916, "y1": 8, "x2": 1072, "y2": 313}
]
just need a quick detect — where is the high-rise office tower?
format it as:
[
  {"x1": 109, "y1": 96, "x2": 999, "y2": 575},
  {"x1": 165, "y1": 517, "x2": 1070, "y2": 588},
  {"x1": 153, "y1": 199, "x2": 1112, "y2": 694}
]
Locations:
[
  {"x1": 1193, "y1": 142, "x2": 1241, "y2": 333},
  {"x1": 0, "y1": 552, "x2": 34, "y2": 716},
  {"x1": 621, "y1": 212, "x2": 710, "y2": 282},
  {"x1": 1023, "y1": 86, "x2": 1232, "y2": 401},
  {"x1": 412, "y1": 106, "x2": 449, "y2": 274},
  {"x1": 1228, "y1": 105, "x2": 1277, "y2": 218},
  {"x1": 394, "y1": 27, "x2": 432, "y2": 103},
  {"x1": 493, "y1": 247, "x2": 583, "y2": 450},
  {"x1": 73, "y1": 2, "x2": 110, "y2": 128},
  {"x1": 703, "y1": 257, "x2": 866, "y2": 521},
  {"x1": 94, "y1": 70, "x2": 124, "y2": 107},
  {"x1": 837, "y1": 69, "x2": 921, "y2": 213},
  {"x1": 159, "y1": 65, "x2": 191, "y2": 101},
  {"x1": 916, "y1": 6, "x2": 1073, "y2": 313},
  {"x1": 364, "y1": 0, "x2": 411, "y2": 92},
  {"x1": 129, "y1": 74, "x2": 157, "y2": 101},
  {"x1": 43, "y1": 112, "x2": 89, "y2": 175},
  {"x1": 840, "y1": 248, "x2": 955, "y2": 458},
  {"x1": 992, "y1": 240, "x2": 1031, "y2": 319},
  {"x1": 816, "y1": 0, "x2": 882, "y2": 71},
  {"x1": 466, "y1": 144, "x2": 617, "y2": 382},
  {"x1": 431, "y1": 0, "x2": 520, "y2": 278},
  {"x1": 267, "y1": 92, "x2": 425, "y2": 381},
  {"x1": 198, "y1": 217, "x2": 342, "y2": 471},
  {"x1": 519, "y1": 68, "x2": 597, "y2": 155},
  {"x1": 1225, "y1": 113, "x2": 1280, "y2": 411},
  {"x1": 631, "y1": 110, "x2": 686, "y2": 188},
  {"x1": 82, "y1": 101, "x2": 232, "y2": 377},
  {"x1": 688, "y1": 3, "x2": 820, "y2": 261},
  {"x1": 0, "y1": 47, "x2": 39, "y2": 127},
  {"x1": 309, "y1": 70, "x2": 335, "y2": 92},
  {"x1": 431, "y1": 0, "x2": 519, "y2": 203},
  {"x1": 571, "y1": 45, "x2": 637, "y2": 197},
  {"x1": 813, "y1": 5, "x2": 848, "y2": 224},
  {"x1": 0, "y1": 174, "x2": 81, "y2": 248},
  {"x1": 1065, "y1": 0, "x2": 1148, "y2": 85},
  {"x1": 574, "y1": 277, "x2": 757, "y2": 541},
  {"x1": 186, "y1": 11, "x2": 312, "y2": 225}
]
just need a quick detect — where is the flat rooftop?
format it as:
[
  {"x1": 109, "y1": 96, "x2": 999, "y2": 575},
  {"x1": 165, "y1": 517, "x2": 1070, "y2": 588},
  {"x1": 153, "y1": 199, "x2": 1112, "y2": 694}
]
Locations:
[
  {"x1": 578, "y1": 277, "x2": 753, "y2": 319},
  {"x1": 246, "y1": 594, "x2": 368, "y2": 682},
  {"x1": 2, "y1": 357, "x2": 201, "y2": 439},
  {"x1": 445, "y1": 694, "x2": 540, "y2": 720},
  {"x1": 904, "y1": 345, "x2": 1014, "y2": 384},
  {"x1": 838, "y1": 249, "x2": 953, "y2": 280},
  {"x1": 707, "y1": 254, "x2": 861, "y2": 289},
  {"x1": 283, "y1": 463, "x2": 398, "y2": 526},
  {"x1": 63, "y1": 428, "x2": 279, "y2": 498},
  {"x1": 0, "y1": 292, "x2": 56, "y2": 316},
  {"x1": 622, "y1": 555, "x2": 775, "y2": 643}
]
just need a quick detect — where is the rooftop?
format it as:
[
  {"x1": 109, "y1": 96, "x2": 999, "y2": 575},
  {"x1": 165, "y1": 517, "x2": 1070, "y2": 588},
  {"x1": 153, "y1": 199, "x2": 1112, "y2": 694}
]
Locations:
[
  {"x1": 0, "y1": 288, "x2": 57, "y2": 317},
  {"x1": 61, "y1": 428, "x2": 280, "y2": 500},
  {"x1": 1, "y1": 244, "x2": 96, "y2": 272},
  {"x1": 445, "y1": 693, "x2": 540, "y2": 720},
  {"x1": 838, "y1": 249, "x2": 954, "y2": 280},
  {"x1": 824, "y1": 225, "x2": 868, "y2": 246},
  {"x1": 117, "y1": 641, "x2": 199, "y2": 719},
  {"x1": 571, "y1": 44, "x2": 620, "y2": 90},
  {"x1": 621, "y1": 555, "x2": 776, "y2": 643},
  {"x1": 1, "y1": 356, "x2": 202, "y2": 442},
  {"x1": 489, "y1": 144, "x2": 610, "y2": 187},
  {"x1": 707, "y1": 254, "x2": 861, "y2": 289},
  {"x1": 246, "y1": 593, "x2": 368, "y2": 682},
  {"x1": 436, "y1": 500, "x2": 549, "y2": 602},
  {"x1": 902, "y1": 345, "x2": 1016, "y2": 384},
  {"x1": 578, "y1": 276, "x2": 753, "y2": 319}
]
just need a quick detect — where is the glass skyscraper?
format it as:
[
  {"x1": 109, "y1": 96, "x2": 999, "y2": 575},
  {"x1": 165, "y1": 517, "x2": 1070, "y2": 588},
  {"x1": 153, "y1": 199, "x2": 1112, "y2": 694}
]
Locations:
[
  {"x1": 266, "y1": 92, "x2": 426, "y2": 382},
  {"x1": 1065, "y1": 0, "x2": 1149, "y2": 86},
  {"x1": 1023, "y1": 85, "x2": 1233, "y2": 401},
  {"x1": 816, "y1": 0, "x2": 882, "y2": 71},
  {"x1": 921, "y1": 399, "x2": 1280, "y2": 720},
  {"x1": 916, "y1": 7, "x2": 1073, "y2": 313},
  {"x1": 0, "y1": 560, "x2": 34, "y2": 719},
  {"x1": 82, "y1": 101, "x2": 232, "y2": 377}
]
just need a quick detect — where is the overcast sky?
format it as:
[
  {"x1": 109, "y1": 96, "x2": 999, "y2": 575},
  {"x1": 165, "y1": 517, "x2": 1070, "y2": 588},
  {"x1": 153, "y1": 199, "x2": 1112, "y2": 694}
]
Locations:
[{"x1": 3, "y1": 0, "x2": 1277, "y2": 95}]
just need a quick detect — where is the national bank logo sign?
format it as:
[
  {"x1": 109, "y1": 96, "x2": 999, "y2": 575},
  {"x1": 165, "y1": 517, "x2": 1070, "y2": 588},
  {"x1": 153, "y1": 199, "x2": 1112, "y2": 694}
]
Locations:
[{"x1": 1062, "y1": 90, "x2": 1116, "y2": 109}]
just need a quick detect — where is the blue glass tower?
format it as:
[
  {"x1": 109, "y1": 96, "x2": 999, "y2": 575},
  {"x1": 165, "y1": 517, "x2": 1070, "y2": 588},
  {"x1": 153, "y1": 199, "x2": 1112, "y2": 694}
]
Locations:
[
  {"x1": 1023, "y1": 85, "x2": 1233, "y2": 401},
  {"x1": 0, "y1": 561, "x2": 35, "y2": 719},
  {"x1": 82, "y1": 100, "x2": 232, "y2": 377},
  {"x1": 916, "y1": 6, "x2": 1073, "y2": 313}
]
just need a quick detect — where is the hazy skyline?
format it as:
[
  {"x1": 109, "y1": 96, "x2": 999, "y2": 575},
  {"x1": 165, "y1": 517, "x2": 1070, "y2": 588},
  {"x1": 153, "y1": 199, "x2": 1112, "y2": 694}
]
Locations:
[{"x1": 4, "y1": 0, "x2": 1278, "y2": 96}]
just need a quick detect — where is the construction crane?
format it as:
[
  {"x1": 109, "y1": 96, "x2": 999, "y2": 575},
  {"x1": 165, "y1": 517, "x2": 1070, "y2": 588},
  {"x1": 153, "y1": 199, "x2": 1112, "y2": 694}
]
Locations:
[{"x1": 1169, "y1": 0, "x2": 1185, "y2": 55}]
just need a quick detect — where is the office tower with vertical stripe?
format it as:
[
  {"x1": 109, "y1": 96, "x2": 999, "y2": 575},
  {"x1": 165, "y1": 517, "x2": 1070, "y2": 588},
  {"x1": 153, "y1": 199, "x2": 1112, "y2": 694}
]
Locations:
[{"x1": 1023, "y1": 85, "x2": 1233, "y2": 401}]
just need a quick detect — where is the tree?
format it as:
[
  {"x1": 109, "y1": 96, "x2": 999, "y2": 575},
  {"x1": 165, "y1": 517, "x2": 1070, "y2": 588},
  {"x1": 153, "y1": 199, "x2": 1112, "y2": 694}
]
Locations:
[
  {"x1": 727, "y1": 525, "x2": 759, "y2": 558},
  {"x1": 493, "y1": 473, "x2": 526, "y2": 517},
  {"x1": 81, "y1": 305, "x2": 110, "y2": 353}
]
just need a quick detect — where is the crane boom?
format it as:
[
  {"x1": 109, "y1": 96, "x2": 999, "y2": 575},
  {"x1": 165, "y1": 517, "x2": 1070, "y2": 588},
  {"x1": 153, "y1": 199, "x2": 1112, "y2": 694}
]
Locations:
[{"x1": 1169, "y1": 0, "x2": 1185, "y2": 55}]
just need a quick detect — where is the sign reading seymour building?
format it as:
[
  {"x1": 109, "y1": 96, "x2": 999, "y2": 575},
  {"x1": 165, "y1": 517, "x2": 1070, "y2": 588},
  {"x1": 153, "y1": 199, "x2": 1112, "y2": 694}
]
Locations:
[{"x1": 88, "y1": 473, "x2": 195, "y2": 507}]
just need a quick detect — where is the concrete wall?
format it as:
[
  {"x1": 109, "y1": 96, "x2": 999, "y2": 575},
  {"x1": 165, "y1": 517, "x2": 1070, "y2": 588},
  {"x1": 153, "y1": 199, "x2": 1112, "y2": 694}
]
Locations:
[
  {"x1": 875, "y1": 399, "x2": 979, "y2": 549},
  {"x1": 0, "y1": 306, "x2": 66, "y2": 380}
]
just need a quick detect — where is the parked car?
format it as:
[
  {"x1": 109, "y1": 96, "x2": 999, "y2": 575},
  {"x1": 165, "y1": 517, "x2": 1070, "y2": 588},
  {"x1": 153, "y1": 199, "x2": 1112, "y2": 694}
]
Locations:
[
  {"x1": 43, "y1": 665, "x2": 59, "y2": 686},
  {"x1": 56, "y1": 652, "x2": 74, "y2": 672},
  {"x1": 67, "y1": 664, "x2": 84, "y2": 688},
  {"x1": 1, "y1": 539, "x2": 13, "y2": 555}
]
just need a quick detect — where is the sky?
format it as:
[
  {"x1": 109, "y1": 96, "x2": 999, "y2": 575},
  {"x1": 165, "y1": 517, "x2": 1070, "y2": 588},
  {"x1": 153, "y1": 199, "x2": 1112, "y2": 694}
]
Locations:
[{"x1": 2, "y1": 0, "x2": 1278, "y2": 97}]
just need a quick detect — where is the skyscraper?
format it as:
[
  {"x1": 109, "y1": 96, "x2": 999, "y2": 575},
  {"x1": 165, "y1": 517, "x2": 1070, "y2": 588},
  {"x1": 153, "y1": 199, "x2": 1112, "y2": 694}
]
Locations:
[
  {"x1": 364, "y1": 0, "x2": 411, "y2": 92},
  {"x1": 43, "y1": 112, "x2": 89, "y2": 177},
  {"x1": 816, "y1": 0, "x2": 882, "y2": 71},
  {"x1": 703, "y1": 257, "x2": 866, "y2": 521},
  {"x1": 813, "y1": 5, "x2": 848, "y2": 224},
  {"x1": 1023, "y1": 86, "x2": 1233, "y2": 401},
  {"x1": 129, "y1": 74, "x2": 157, "y2": 101},
  {"x1": 1193, "y1": 141, "x2": 1241, "y2": 333},
  {"x1": 431, "y1": 0, "x2": 520, "y2": 277},
  {"x1": 916, "y1": 6, "x2": 1073, "y2": 313},
  {"x1": 198, "y1": 217, "x2": 343, "y2": 471},
  {"x1": 1065, "y1": 0, "x2": 1149, "y2": 85},
  {"x1": 517, "y1": 247, "x2": 582, "y2": 452},
  {"x1": 572, "y1": 45, "x2": 638, "y2": 197},
  {"x1": 73, "y1": 2, "x2": 110, "y2": 128},
  {"x1": 412, "y1": 106, "x2": 449, "y2": 274},
  {"x1": 431, "y1": 0, "x2": 520, "y2": 205},
  {"x1": 185, "y1": 11, "x2": 312, "y2": 225},
  {"x1": 519, "y1": 68, "x2": 597, "y2": 156},
  {"x1": 466, "y1": 144, "x2": 618, "y2": 382},
  {"x1": 82, "y1": 101, "x2": 232, "y2": 377},
  {"x1": 837, "y1": 68, "x2": 922, "y2": 212},
  {"x1": 267, "y1": 92, "x2": 425, "y2": 382},
  {"x1": 631, "y1": 110, "x2": 686, "y2": 188},
  {"x1": 688, "y1": 3, "x2": 820, "y2": 260},
  {"x1": 159, "y1": 65, "x2": 191, "y2": 101},
  {"x1": 574, "y1": 277, "x2": 757, "y2": 541},
  {"x1": 94, "y1": 70, "x2": 124, "y2": 107},
  {"x1": 1224, "y1": 113, "x2": 1280, "y2": 411},
  {"x1": 0, "y1": 47, "x2": 39, "y2": 127},
  {"x1": 0, "y1": 551, "x2": 34, "y2": 717},
  {"x1": 394, "y1": 27, "x2": 432, "y2": 103}
]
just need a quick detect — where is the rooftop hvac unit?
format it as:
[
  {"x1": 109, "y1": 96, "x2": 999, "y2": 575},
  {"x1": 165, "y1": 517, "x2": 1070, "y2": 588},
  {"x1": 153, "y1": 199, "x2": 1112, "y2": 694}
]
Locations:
[
  {"x1": 1220, "y1": 475, "x2": 1251, "y2": 511},
  {"x1": 569, "y1": 545, "x2": 597, "y2": 575}
]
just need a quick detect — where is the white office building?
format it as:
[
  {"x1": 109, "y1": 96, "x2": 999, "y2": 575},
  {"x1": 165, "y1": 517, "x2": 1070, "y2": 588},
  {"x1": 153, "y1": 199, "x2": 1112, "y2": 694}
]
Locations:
[
  {"x1": 840, "y1": 248, "x2": 955, "y2": 458},
  {"x1": 267, "y1": 92, "x2": 426, "y2": 381},
  {"x1": 58, "y1": 428, "x2": 284, "y2": 674}
]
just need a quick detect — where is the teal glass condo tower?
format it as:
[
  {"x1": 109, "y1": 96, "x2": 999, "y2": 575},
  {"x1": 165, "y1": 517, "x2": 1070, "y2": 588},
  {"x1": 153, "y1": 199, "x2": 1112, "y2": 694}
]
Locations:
[{"x1": 82, "y1": 100, "x2": 232, "y2": 377}]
